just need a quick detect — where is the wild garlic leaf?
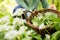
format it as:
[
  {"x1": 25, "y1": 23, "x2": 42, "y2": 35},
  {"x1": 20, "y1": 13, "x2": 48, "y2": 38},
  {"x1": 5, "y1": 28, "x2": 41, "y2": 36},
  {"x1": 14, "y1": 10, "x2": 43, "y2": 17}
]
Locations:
[
  {"x1": 0, "y1": 32, "x2": 5, "y2": 40},
  {"x1": 55, "y1": 23, "x2": 60, "y2": 30},
  {"x1": 51, "y1": 31, "x2": 60, "y2": 40},
  {"x1": 31, "y1": 31, "x2": 41, "y2": 40}
]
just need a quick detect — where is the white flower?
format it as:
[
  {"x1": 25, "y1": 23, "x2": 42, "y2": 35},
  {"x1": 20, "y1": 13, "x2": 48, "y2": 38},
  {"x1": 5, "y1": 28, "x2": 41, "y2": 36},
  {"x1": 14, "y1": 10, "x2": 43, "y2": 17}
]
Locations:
[
  {"x1": 26, "y1": 30, "x2": 33, "y2": 36},
  {"x1": 13, "y1": 17, "x2": 26, "y2": 26},
  {"x1": 38, "y1": 16, "x2": 43, "y2": 20},
  {"x1": 38, "y1": 13, "x2": 43, "y2": 20},
  {"x1": 19, "y1": 26, "x2": 27, "y2": 35},
  {"x1": 0, "y1": 25, "x2": 14, "y2": 32},
  {"x1": 26, "y1": 36, "x2": 32, "y2": 40},
  {"x1": 45, "y1": 12, "x2": 52, "y2": 16},
  {"x1": 39, "y1": 23, "x2": 46, "y2": 30},
  {"x1": 45, "y1": 12, "x2": 57, "y2": 18},
  {"x1": 13, "y1": 8, "x2": 24, "y2": 16},
  {"x1": 45, "y1": 34, "x2": 50, "y2": 40},
  {"x1": 0, "y1": 16, "x2": 10, "y2": 24},
  {"x1": 22, "y1": 36, "x2": 32, "y2": 40},
  {"x1": 4, "y1": 26, "x2": 14, "y2": 31},
  {"x1": 33, "y1": 22, "x2": 38, "y2": 26},
  {"x1": 0, "y1": 16, "x2": 9, "y2": 22},
  {"x1": 3, "y1": 21, "x2": 10, "y2": 25},
  {"x1": 4, "y1": 30, "x2": 19, "y2": 40}
]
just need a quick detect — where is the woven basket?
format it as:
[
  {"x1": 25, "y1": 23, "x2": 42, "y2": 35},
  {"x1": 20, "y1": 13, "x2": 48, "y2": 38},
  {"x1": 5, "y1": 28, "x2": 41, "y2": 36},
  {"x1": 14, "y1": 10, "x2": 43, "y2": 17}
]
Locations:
[{"x1": 26, "y1": 9, "x2": 60, "y2": 35}]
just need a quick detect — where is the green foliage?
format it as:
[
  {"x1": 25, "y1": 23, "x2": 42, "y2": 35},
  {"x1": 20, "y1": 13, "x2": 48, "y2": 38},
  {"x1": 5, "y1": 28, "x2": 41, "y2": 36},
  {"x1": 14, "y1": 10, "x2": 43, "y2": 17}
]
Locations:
[
  {"x1": 51, "y1": 31, "x2": 60, "y2": 40},
  {"x1": 31, "y1": 31, "x2": 42, "y2": 40},
  {"x1": 0, "y1": 32, "x2": 5, "y2": 40},
  {"x1": 32, "y1": 12, "x2": 60, "y2": 27},
  {"x1": 55, "y1": 23, "x2": 60, "y2": 30},
  {"x1": 0, "y1": 0, "x2": 4, "y2": 3},
  {"x1": 0, "y1": 14, "x2": 4, "y2": 18}
]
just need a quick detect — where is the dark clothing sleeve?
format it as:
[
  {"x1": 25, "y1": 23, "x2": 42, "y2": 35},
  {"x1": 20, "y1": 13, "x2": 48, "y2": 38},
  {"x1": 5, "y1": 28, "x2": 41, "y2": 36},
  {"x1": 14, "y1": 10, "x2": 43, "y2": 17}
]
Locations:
[{"x1": 13, "y1": 5, "x2": 24, "y2": 13}]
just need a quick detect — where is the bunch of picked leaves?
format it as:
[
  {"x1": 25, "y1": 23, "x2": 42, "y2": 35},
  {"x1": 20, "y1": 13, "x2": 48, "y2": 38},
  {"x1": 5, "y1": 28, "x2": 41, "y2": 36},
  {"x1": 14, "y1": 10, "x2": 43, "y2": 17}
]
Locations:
[{"x1": 31, "y1": 12, "x2": 60, "y2": 31}]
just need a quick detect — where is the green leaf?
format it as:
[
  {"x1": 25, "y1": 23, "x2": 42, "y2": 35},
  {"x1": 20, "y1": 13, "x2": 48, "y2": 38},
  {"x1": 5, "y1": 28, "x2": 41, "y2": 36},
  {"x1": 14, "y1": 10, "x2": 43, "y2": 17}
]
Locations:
[
  {"x1": 55, "y1": 23, "x2": 60, "y2": 30},
  {"x1": 31, "y1": 31, "x2": 42, "y2": 40},
  {"x1": 0, "y1": 14, "x2": 4, "y2": 18},
  {"x1": 0, "y1": 32, "x2": 5, "y2": 40},
  {"x1": 51, "y1": 31, "x2": 60, "y2": 40}
]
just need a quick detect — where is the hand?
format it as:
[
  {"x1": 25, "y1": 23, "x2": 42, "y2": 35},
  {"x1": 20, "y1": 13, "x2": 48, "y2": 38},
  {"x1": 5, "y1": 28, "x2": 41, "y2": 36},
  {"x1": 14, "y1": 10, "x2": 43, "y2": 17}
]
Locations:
[{"x1": 48, "y1": 4, "x2": 57, "y2": 10}]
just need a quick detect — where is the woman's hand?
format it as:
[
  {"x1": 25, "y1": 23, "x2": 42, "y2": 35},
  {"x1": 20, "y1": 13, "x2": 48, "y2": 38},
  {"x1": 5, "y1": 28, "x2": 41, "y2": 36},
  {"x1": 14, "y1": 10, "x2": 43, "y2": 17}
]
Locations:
[{"x1": 48, "y1": 4, "x2": 57, "y2": 10}]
